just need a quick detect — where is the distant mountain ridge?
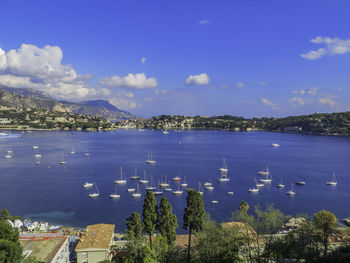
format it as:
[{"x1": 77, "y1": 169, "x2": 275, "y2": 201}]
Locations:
[{"x1": 0, "y1": 86, "x2": 138, "y2": 120}]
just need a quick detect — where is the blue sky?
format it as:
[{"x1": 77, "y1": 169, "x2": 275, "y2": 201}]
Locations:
[{"x1": 0, "y1": 0, "x2": 350, "y2": 117}]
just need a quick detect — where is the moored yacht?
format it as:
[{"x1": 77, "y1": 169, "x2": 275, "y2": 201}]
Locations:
[{"x1": 115, "y1": 167, "x2": 127, "y2": 184}]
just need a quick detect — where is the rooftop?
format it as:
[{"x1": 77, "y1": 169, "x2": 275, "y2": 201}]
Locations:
[{"x1": 75, "y1": 223, "x2": 115, "y2": 251}]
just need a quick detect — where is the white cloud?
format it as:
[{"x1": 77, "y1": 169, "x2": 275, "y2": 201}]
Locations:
[
  {"x1": 292, "y1": 87, "x2": 319, "y2": 96},
  {"x1": 99, "y1": 73, "x2": 158, "y2": 89},
  {"x1": 198, "y1": 20, "x2": 211, "y2": 25},
  {"x1": 260, "y1": 98, "x2": 277, "y2": 110},
  {"x1": 186, "y1": 73, "x2": 210, "y2": 85},
  {"x1": 99, "y1": 88, "x2": 111, "y2": 96},
  {"x1": 125, "y1": 92, "x2": 134, "y2": 98},
  {"x1": 141, "y1": 57, "x2": 146, "y2": 64},
  {"x1": 258, "y1": 81, "x2": 268, "y2": 86},
  {"x1": 0, "y1": 44, "x2": 95, "y2": 100},
  {"x1": 301, "y1": 36, "x2": 350, "y2": 60},
  {"x1": 318, "y1": 97, "x2": 337, "y2": 108},
  {"x1": 109, "y1": 97, "x2": 139, "y2": 110},
  {"x1": 301, "y1": 48, "x2": 327, "y2": 60},
  {"x1": 236, "y1": 82, "x2": 245, "y2": 88},
  {"x1": 289, "y1": 97, "x2": 305, "y2": 107}
]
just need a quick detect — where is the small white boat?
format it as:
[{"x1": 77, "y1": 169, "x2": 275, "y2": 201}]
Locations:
[
  {"x1": 326, "y1": 172, "x2": 337, "y2": 186},
  {"x1": 5, "y1": 154, "x2": 12, "y2": 158},
  {"x1": 286, "y1": 184, "x2": 295, "y2": 195},
  {"x1": 249, "y1": 187, "x2": 259, "y2": 193},
  {"x1": 128, "y1": 188, "x2": 136, "y2": 192},
  {"x1": 83, "y1": 151, "x2": 90, "y2": 156},
  {"x1": 162, "y1": 130, "x2": 169, "y2": 134},
  {"x1": 211, "y1": 200, "x2": 218, "y2": 204},
  {"x1": 164, "y1": 186, "x2": 172, "y2": 191},
  {"x1": 181, "y1": 176, "x2": 188, "y2": 187},
  {"x1": 33, "y1": 146, "x2": 39, "y2": 149},
  {"x1": 159, "y1": 175, "x2": 170, "y2": 187},
  {"x1": 271, "y1": 143, "x2": 280, "y2": 147},
  {"x1": 295, "y1": 181, "x2": 306, "y2": 185},
  {"x1": 145, "y1": 152, "x2": 156, "y2": 164},
  {"x1": 139, "y1": 171, "x2": 149, "y2": 184},
  {"x1": 154, "y1": 181, "x2": 163, "y2": 195},
  {"x1": 218, "y1": 157, "x2": 228, "y2": 173},
  {"x1": 227, "y1": 191, "x2": 234, "y2": 195},
  {"x1": 83, "y1": 182, "x2": 94, "y2": 188},
  {"x1": 204, "y1": 178, "x2": 212, "y2": 187},
  {"x1": 255, "y1": 178, "x2": 264, "y2": 187},
  {"x1": 198, "y1": 182, "x2": 203, "y2": 195},
  {"x1": 132, "y1": 185, "x2": 141, "y2": 198},
  {"x1": 277, "y1": 177, "x2": 285, "y2": 188},
  {"x1": 146, "y1": 176, "x2": 156, "y2": 190},
  {"x1": 89, "y1": 183, "x2": 100, "y2": 198},
  {"x1": 173, "y1": 176, "x2": 181, "y2": 182},
  {"x1": 110, "y1": 184, "x2": 120, "y2": 198},
  {"x1": 130, "y1": 167, "x2": 140, "y2": 180},
  {"x1": 70, "y1": 147, "x2": 75, "y2": 155},
  {"x1": 115, "y1": 167, "x2": 127, "y2": 184},
  {"x1": 173, "y1": 184, "x2": 183, "y2": 195},
  {"x1": 260, "y1": 172, "x2": 272, "y2": 183},
  {"x1": 257, "y1": 165, "x2": 270, "y2": 175},
  {"x1": 35, "y1": 161, "x2": 40, "y2": 165},
  {"x1": 59, "y1": 154, "x2": 67, "y2": 164},
  {"x1": 218, "y1": 172, "x2": 230, "y2": 182},
  {"x1": 35, "y1": 154, "x2": 42, "y2": 158},
  {"x1": 206, "y1": 186, "x2": 214, "y2": 191}
]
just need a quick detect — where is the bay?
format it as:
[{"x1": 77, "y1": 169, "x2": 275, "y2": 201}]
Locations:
[{"x1": 0, "y1": 129, "x2": 349, "y2": 232}]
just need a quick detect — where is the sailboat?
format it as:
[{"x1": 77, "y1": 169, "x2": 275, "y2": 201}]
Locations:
[
  {"x1": 130, "y1": 167, "x2": 140, "y2": 180},
  {"x1": 159, "y1": 175, "x2": 170, "y2": 187},
  {"x1": 162, "y1": 130, "x2": 169, "y2": 134},
  {"x1": 255, "y1": 178, "x2": 264, "y2": 187},
  {"x1": 132, "y1": 184, "x2": 141, "y2": 197},
  {"x1": 286, "y1": 184, "x2": 295, "y2": 195},
  {"x1": 257, "y1": 165, "x2": 270, "y2": 175},
  {"x1": 180, "y1": 176, "x2": 188, "y2": 187},
  {"x1": 145, "y1": 152, "x2": 156, "y2": 164},
  {"x1": 88, "y1": 183, "x2": 100, "y2": 198},
  {"x1": 128, "y1": 187, "x2": 136, "y2": 192},
  {"x1": 83, "y1": 149, "x2": 90, "y2": 156},
  {"x1": 110, "y1": 184, "x2": 120, "y2": 198},
  {"x1": 206, "y1": 185, "x2": 214, "y2": 191},
  {"x1": 198, "y1": 182, "x2": 203, "y2": 195},
  {"x1": 7, "y1": 146, "x2": 13, "y2": 154},
  {"x1": 33, "y1": 145, "x2": 39, "y2": 149},
  {"x1": 139, "y1": 171, "x2": 149, "y2": 184},
  {"x1": 173, "y1": 184, "x2": 183, "y2": 195},
  {"x1": 59, "y1": 154, "x2": 67, "y2": 164},
  {"x1": 34, "y1": 149, "x2": 42, "y2": 158},
  {"x1": 326, "y1": 172, "x2": 337, "y2": 185},
  {"x1": 164, "y1": 182, "x2": 172, "y2": 192},
  {"x1": 173, "y1": 176, "x2": 181, "y2": 182},
  {"x1": 4, "y1": 152, "x2": 12, "y2": 158},
  {"x1": 218, "y1": 157, "x2": 228, "y2": 172},
  {"x1": 204, "y1": 178, "x2": 212, "y2": 187},
  {"x1": 218, "y1": 172, "x2": 230, "y2": 182},
  {"x1": 115, "y1": 167, "x2": 127, "y2": 184},
  {"x1": 259, "y1": 171, "x2": 272, "y2": 183},
  {"x1": 249, "y1": 179, "x2": 260, "y2": 192},
  {"x1": 83, "y1": 169, "x2": 94, "y2": 188},
  {"x1": 146, "y1": 176, "x2": 156, "y2": 190},
  {"x1": 70, "y1": 147, "x2": 75, "y2": 155},
  {"x1": 277, "y1": 177, "x2": 285, "y2": 188},
  {"x1": 154, "y1": 181, "x2": 163, "y2": 195}
]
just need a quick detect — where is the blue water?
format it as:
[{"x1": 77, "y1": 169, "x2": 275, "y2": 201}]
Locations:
[{"x1": 0, "y1": 129, "x2": 349, "y2": 232}]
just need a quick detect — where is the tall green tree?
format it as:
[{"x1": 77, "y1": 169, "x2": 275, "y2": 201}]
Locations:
[
  {"x1": 142, "y1": 191, "x2": 158, "y2": 249},
  {"x1": 239, "y1": 201, "x2": 249, "y2": 214},
  {"x1": 0, "y1": 219, "x2": 23, "y2": 263},
  {"x1": 158, "y1": 197, "x2": 178, "y2": 246},
  {"x1": 183, "y1": 188, "x2": 205, "y2": 263},
  {"x1": 126, "y1": 212, "x2": 143, "y2": 240},
  {"x1": 314, "y1": 210, "x2": 337, "y2": 256}
]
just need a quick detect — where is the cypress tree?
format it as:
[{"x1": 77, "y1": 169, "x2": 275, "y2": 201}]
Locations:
[
  {"x1": 142, "y1": 191, "x2": 158, "y2": 249},
  {"x1": 183, "y1": 188, "x2": 205, "y2": 263},
  {"x1": 158, "y1": 197, "x2": 178, "y2": 245},
  {"x1": 126, "y1": 212, "x2": 143, "y2": 240}
]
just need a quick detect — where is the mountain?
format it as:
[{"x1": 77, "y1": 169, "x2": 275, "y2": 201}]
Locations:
[{"x1": 0, "y1": 86, "x2": 138, "y2": 120}]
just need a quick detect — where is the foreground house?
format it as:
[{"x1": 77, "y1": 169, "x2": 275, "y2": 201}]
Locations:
[{"x1": 75, "y1": 224, "x2": 115, "y2": 263}]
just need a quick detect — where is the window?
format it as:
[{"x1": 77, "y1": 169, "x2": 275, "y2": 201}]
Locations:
[{"x1": 82, "y1": 252, "x2": 88, "y2": 258}]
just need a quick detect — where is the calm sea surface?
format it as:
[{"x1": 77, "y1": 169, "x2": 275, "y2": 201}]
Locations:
[{"x1": 0, "y1": 129, "x2": 349, "y2": 232}]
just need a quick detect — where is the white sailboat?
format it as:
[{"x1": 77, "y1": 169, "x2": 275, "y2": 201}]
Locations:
[
  {"x1": 206, "y1": 185, "x2": 214, "y2": 191},
  {"x1": 83, "y1": 169, "x2": 94, "y2": 188},
  {"x1": 271, "y1": 143, "x2": 280, "y2": 147},
  {"x1": 4, "y1": 152, "x2": 12, "y2": 158},
  {"x1": 204, "y1": 178, "x2": 212, "y2": 187},
  {"x1": 132, "y1": 184, "x2": 141, "y2": 197},
  {"x1": 154, "y1": 181, "x2": 163, "y2": 195},
  {"x1": 162, "y1": 130, "x2": 169, "y2": 134},
  {"x1": 115, "y1": 167, "x2": 127, "y2": 184},
  {"x1": 249, "y1": 179, "x2": 259, "y2": 192},
  {"x1": 180, "y1": 176, "x2": 188, "y2": 187},
  {"x1": 277, "y1": 177, "x2": 285, "y2": 188},
  {"x1": 83, "y1": 149, "x2": 90, "y2": 156},
  {"x1": 211, "y1": 200, "x2": 219, "y2": 204},
  {"x1": 218, "y1": 157, "x2": 228, "y2": 173},
  {"x1": 326, "y1": 172, "x2": 337, "y2": 185},
  {"x1": 130, "y1": 167, "x2": 140, "y2": 180},
  {"x1": 255, "y1": 178, "x2": 264, "y2": 187},
  {"x1": 146, "y1": 176, "x2": 156, "y2": 190},
  {"x1": 139, "y1": 171, "x2": 149, "y2": 184},
  {"x1": 159, "y1": 175, "x2": 170, "y2": 187},
  {"x1": 33, "y1": 145, "x2": 39, "y2": 149},
  {"x1": 128, "y1": 188, "x2": 136, "y2": 192},
  {"x1": 59, "y1": 154, "x2": 67, "y2": 164},
  {"x1": 257, "y1": 165, "x2": 270, "y2": 175},
  {"x1": 70, "y1": 147, "x2": 75, "y2": 155},
  {"x1": 88, "y1": 183, "x2": 100, "y2": 198},
  {"x1": 173, "y1": 184, "x2": 183, "y2": 195},
  {"x1": 145, "y1": 152, "x2": 156, "y2": 164},
  {"x1": 198, "y1": 182, "x2": 203, "y2": 195},
  {"x1": 218, "y1": 172, "x2": 230, "y2": 182},
  {"x1": 260, "y1": 171, "x2": 272, "y2": 183},
  {"x1": 286, "y1": 184, "x2": 295, "y2": 195},
  {"x1": 110, "y1": 184, "x2": 120, "y2": 198},
  {"x1": 164, "y1": 182, "x2": 172, "y2": 192},
  {"x1": 227, "y1": 191, "x2": 234, "y2": 195},
  {"x1": 34, "y1": 149, "x2": 42, "y2": 158}
]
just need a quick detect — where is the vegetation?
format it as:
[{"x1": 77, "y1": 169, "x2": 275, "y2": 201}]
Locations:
[
  {"x1": 142, "y1": 191, "x2": 158, "y2": 249},
  {"x1": 158, "y1": 197, "x2": 178, "y2": 246},
  {"x1": 183, "y1": 188, "x2": 205, "y2": 263}
]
